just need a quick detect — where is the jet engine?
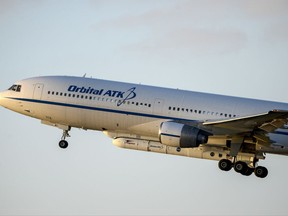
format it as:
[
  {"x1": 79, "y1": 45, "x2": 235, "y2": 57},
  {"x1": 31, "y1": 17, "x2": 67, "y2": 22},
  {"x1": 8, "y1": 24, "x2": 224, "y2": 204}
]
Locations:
[{"x1": 159, "y1": 121, "x2": 209, "y2": 148}]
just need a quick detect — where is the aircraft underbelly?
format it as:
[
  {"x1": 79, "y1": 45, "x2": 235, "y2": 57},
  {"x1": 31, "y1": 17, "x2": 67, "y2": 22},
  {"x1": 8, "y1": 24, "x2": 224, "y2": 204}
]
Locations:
[{"x1": 63, "y1": 107, "x2": 161, "y2": 138}]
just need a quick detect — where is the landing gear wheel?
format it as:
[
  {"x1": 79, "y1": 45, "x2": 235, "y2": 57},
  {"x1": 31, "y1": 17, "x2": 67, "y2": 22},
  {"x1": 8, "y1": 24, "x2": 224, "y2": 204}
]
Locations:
[
  {"x1": 218, "y1": 159, "x2": 232, "y2": 171},
  {"x1": 234, "y1": 161, "x2": 248, "y2": 174},
  {"x1": 254, "y1": 166, "x2": 268, "y2": 178},
  {"x1": 242, "y1": 167, "x2": 254, "y2": 176},
  {"x1": 59, "y1": 140, "x2": 68, "y2": 149},
  {"x1": 58, "y1": 127, "x2": 71, "y2": 149}
]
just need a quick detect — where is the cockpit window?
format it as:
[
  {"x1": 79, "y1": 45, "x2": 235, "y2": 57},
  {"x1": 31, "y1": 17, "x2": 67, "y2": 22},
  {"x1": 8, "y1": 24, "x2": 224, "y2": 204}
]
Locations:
[
  {"x1": 8, "y1": 85, "x2": 17, "y2": 91},
  {"x1": 8, "y1": 84, "x2": 22, "y2": 92},
  {"x1": 16, "y1": 85, "x2": 21, "y2": 92}
]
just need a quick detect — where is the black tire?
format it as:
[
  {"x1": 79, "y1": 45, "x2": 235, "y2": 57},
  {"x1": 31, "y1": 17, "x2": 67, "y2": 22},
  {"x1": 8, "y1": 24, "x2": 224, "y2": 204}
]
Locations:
[
  {"x1": 59, "y1": 140, "x2": 68, "y2": 149},
  {"x1": 218, "y1": 159, "x2": 232, "y2": 171},
  {"x1": 254, "y1": 166, "x2": 268, "y2": 178},
  {"x1": 242, "y1": 167, "x2": 254, "y2": 176},
  {"x1": 234, "y1": 161, "x2": 248, "y2": 174}
]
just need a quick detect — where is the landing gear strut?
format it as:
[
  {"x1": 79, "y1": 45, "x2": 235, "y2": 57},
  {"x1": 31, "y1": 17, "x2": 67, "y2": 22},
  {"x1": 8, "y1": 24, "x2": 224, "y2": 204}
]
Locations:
[{"x1": 59, "y1": 128, "x2": 70, "y2": 149}]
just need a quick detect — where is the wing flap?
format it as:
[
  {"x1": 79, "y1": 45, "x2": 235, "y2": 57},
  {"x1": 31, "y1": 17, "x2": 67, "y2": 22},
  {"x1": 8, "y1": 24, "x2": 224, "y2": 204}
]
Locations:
[{"x1": 259, "y1": 119, "x2": 287, "y2": 132}]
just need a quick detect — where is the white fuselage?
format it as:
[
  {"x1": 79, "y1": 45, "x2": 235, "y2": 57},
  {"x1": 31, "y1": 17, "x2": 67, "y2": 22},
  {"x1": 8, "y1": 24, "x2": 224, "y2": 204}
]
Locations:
[{"x1": 1, "y1": 76, "x2": 288, "y2": 153}]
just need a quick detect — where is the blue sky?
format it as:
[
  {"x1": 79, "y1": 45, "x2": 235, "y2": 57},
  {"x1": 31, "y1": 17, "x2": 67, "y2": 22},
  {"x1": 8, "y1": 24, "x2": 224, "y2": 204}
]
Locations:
[{"x1": 1, "y1": 0, "x2": 288, "y2": 215}]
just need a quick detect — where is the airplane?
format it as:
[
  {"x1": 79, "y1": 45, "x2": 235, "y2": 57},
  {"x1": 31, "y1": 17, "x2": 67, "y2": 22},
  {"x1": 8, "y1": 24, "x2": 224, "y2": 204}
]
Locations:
[{"x1": 1, "y1": 76, "x2": 288, "y2": 179}]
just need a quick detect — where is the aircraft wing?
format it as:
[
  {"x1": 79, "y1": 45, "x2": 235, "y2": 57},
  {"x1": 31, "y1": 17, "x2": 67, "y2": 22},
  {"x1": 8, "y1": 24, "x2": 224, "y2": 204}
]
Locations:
[{"x1": 202, "y1": 110, "x2": 288, "y2": 134}]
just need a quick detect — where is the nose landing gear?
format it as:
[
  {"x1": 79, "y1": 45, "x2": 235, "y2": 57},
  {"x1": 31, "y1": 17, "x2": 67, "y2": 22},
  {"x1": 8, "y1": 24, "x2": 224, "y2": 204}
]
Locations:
[
  {"x1": 59, "y1": 139, "x2": 68, "y2": 149},
  {"x1": 59, "y1": 128, "x2": 70, "y2": 149}
]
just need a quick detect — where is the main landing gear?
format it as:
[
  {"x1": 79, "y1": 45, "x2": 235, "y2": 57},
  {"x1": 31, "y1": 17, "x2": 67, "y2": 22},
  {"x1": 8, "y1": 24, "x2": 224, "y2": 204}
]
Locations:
[
  {"x1": 218, "y1": 159, "x2": 268, "y2": 178},
  {"x1": 59, "y1": 128, "x2": 70, "y2": 149}
]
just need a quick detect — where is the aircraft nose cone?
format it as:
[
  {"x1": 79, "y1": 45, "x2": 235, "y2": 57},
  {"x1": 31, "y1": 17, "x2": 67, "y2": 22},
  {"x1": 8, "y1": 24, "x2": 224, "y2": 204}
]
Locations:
[{"x1": 0, "y1": 92, "x2": 4, "y2": 107}]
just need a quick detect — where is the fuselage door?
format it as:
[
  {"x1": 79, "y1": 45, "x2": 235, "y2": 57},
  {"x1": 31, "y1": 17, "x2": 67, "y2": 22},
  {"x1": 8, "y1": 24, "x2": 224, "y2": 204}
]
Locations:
[
  {"x1": 153, "y1": 98, "x2": 164, "y2": 115},
  {"x1": 33, "y1": 83, "x2": 44, "y2": 100}
]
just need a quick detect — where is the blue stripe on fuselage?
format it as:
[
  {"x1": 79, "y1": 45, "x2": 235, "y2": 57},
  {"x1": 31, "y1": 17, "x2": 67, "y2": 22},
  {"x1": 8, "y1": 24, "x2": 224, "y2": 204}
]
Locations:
[
  {"x1": 8, "y1": 97, "x2": 288, "y2": 137},
  {"x1": 6, "y1": 97, "x2": 195, "y2": 122}
]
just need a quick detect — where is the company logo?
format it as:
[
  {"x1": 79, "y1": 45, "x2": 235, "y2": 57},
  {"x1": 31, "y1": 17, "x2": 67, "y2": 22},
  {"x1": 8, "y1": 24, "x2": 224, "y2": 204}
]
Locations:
[{"x1": 67, "y1": 85, "x2": 136, "y2": 106}]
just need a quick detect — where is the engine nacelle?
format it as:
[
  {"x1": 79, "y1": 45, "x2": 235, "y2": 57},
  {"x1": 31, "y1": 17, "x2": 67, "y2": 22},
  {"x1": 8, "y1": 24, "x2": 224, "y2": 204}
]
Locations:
[{"x1": 159, "y1": 121, "x2": 209, "y2": 148}]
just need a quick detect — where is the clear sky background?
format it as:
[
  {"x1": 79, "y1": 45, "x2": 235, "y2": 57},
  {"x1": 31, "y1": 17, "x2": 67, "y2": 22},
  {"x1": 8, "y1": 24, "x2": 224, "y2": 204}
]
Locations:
[{"x1": 1, "y1": 0, "x2": 288, "y2": 215}]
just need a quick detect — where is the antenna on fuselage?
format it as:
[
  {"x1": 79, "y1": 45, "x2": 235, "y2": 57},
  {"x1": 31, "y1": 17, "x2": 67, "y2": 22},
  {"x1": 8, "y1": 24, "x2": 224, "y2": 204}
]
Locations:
[{"x1": 83, "y1": 73, "x2": 86, "y2": 78}]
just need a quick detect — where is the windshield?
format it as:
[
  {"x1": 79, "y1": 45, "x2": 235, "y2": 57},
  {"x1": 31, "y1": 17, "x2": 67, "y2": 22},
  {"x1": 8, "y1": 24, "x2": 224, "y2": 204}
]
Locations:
[{"x1": 8, "y1": 84, "x2": 21, "y2": 92}]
